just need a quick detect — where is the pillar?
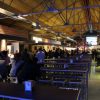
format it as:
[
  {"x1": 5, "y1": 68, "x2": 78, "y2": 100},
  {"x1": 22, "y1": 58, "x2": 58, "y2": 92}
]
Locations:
[{"x1": 1, "y1": 39, "x2": 7, "y2": 51}]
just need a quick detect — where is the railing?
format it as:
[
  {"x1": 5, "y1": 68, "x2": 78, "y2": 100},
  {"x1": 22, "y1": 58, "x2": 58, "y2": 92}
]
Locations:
[{"x1": 38, "y1": 54, "x2": 92, "y2": 100}]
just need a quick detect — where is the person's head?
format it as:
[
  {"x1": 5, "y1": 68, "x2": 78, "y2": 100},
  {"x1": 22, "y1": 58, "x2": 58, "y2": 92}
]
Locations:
[{"x1": 39, "y1": 47, "x2": 42, "y2": 51}]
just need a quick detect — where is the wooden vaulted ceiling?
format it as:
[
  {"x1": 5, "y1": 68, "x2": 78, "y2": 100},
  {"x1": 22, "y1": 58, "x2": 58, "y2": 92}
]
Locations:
[{"x1": 0, "y1": 0, "x2": 100, "y2": 40}]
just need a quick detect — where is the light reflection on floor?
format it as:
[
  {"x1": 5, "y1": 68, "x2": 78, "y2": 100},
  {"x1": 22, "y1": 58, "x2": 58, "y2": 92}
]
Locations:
[{"x1": 88, "y1": 60, "x2": 100, "y2": 100}]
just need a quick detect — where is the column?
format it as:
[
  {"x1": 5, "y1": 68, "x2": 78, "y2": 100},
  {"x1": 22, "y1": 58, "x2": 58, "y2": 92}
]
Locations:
[{"x1": 1, "y1": 39, "x2": 7, "y2": 51}]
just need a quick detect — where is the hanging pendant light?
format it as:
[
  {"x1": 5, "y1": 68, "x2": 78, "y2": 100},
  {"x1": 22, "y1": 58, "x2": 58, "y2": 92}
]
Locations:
[{"x1": 34, "y1": 22, "x2": 41, "y2": 31}]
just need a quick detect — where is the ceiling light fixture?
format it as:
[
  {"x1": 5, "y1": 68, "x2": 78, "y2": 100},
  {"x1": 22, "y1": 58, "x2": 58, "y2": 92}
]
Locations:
[
  {"x1": 51, "y1": 31, "x2": 55, "y2": 33},
  {"x1": 34, "y1": 22, "x2": 41, "y2": 31},
  {"x1": 41, "y1": 27, "x2": 48, "y2": 31},
  {"x1": 56, "y1": 32, "x2": 61, "y2": 40},
  {"x1": 32, "y1": 22, "x2": 37, "y2": 26},
  {"x1": 66, "y1": 37, "x2": 76, "y2": 43}
]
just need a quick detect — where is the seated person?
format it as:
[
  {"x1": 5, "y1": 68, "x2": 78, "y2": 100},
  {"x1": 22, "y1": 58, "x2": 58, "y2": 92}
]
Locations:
[{"x1": 17, "y1": 55, "x2": 41, "y2": 83}]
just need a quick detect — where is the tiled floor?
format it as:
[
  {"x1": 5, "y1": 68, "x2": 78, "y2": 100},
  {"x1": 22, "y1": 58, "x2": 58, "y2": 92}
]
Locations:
[{"x1": 88, "y1": 60, "x2": 100, "y2": 100}]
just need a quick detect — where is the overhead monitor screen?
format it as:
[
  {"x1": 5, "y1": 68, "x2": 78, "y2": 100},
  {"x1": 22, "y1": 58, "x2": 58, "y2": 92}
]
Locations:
[{"x1": 86, "y1": 36, "x2": 97, "y2": 46}]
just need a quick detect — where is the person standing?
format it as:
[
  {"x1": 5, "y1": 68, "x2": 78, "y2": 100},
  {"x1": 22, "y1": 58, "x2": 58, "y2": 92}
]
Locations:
[
  {"x1": 35, "y1": 48, "x2": 45, "y2": 78},
  {"x1": 35, "y1": 48, "x2": 45, "y2": 64}
]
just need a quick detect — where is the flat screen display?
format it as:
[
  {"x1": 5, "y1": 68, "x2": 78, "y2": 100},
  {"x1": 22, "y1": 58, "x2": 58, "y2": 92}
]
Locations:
[{"x1": 86, "y1": 36, "x2": 97, "y2": 46}]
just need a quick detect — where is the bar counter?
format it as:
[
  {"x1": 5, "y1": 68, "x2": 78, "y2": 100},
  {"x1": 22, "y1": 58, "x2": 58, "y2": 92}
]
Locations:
[{"x1": 0, "y1": 82, "x2": 80, "y2": 100}]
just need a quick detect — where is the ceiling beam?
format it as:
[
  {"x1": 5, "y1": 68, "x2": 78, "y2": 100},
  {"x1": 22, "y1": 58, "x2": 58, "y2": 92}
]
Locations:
[
  {"x1": 20, "y1": 4, "x2": 100, "y2": 16},
  {"x1": 81, "y1": 0, "x2": 94, "y2": 32},
  {"x1": 45, "y1": 1, "x2": 79, "y2": 22},
  {"x1": 0, "y1": 1, "x2": 21, "y2": 14}
]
